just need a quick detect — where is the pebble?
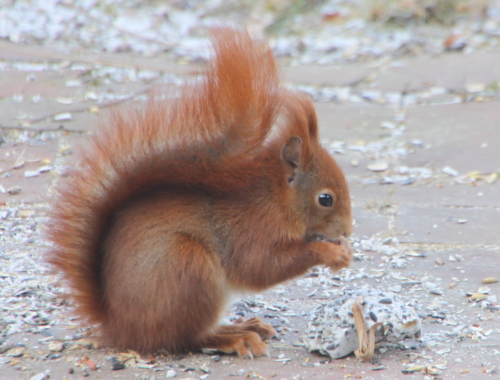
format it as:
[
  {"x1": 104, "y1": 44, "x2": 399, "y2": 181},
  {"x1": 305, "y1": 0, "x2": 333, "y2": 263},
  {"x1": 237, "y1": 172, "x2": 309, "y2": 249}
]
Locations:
[
  {"x1": 17, "y1": 210, "x2": 36, "y2": 218},
  {"x1": 53, "y1": 112, "x2": 72, "y2": 121},
  {"x1": 29, "y1": 372, "x2": 50, "y2": 380},
  {"x1": 5, "y1": 346, "x2": 26, "y2": 357},
  {"x1": 367, "y1": 162, "x2": 389, "y2": 172},
  {"x1": 477, "y1": 286, "x2": 491, "y2": 294},
  {"x1": 6, "y1": 186, "x2": 22, "y2": 195},
  {"x1": 380, "y1": 246, "x2": 398, "y2": 256},
  {"x1": 381, "y1": 121, "x2": 396, "y2": 129},
  {"x1": 166, "y1": 369, "x2": 176, "y2": 378},
  {"x1": 48, "y1": 341, "x2": 64, "y2": 352},
  {"x1": 111, "y1": 362, "x2": 126, "y2": 370},
  {"x1": 442, "y1": 166, "x2": 459, "y2": 176},
  {"x1": 435, "y1": 258, "x2": 445, "y2": 266}
]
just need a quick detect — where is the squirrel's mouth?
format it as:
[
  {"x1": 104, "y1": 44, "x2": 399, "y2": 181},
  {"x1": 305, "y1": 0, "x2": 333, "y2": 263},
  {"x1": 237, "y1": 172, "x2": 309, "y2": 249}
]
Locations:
[{"x1": 306, "y1": 234, "x2": 342, "y2": 245}]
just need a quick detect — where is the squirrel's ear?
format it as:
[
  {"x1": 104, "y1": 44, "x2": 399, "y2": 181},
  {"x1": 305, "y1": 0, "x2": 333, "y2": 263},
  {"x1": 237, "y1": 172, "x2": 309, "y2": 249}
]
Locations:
[
  {"x1": 281, "y1": 136, "x2": 302, "y2": 183},
  {"x1": 281, "y1": 136, "x2": 302, "y2": 167}
]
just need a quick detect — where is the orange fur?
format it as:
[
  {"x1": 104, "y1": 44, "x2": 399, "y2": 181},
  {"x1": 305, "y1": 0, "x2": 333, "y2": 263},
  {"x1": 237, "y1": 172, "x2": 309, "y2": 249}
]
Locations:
[{"x1": 47, "y1": 28, "x2": 353, "y2": 356}]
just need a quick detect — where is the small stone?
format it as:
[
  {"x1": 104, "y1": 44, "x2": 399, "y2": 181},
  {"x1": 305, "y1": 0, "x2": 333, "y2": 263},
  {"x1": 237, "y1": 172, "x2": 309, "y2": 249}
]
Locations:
[
  {"x1": 424, "y1": 282, "x2": 443, "y2": 295},
  {"x1": 449, "y1": 254, "x2": 463, "y2": 262},
  {"x1": 199, "y1": 363, "x2": 210, "y2": 373},
  {"x1": 136, "y1": 363, "x2": 155, "y2": 369},
  {"x1": 486, "y1": 295, "x2": 498, "y2": 303},
  {"x1": 17, "y1": 210, "x2": 36, "y2": 218},
  {"x1": 75, "y1": 339, "x2": 98, "y2": 349},
  {"x1": 428, "y1": 288, "x2": 444, "y2": 296},
  {"x1": 378, "y1": 298, "x2": 393, "y2": 304},
  {"x1": 406, "y1": 250, "x2": 425, "y2": 257},
  {"x1": 166, "y1": 369, "x2": 176, "y2": 378},
  {"x1": 5, "y1": 346, "x2": 26, "y2": 357},
  {"x1": 396, "y1": 166, "x2": 410, "y2": 174},
  {"x1": 444, "y1": 35, "x2": 467, "y2": 51},
  {"x1": 380, "y1": 176, "x2": 395, "y2": 184},
  {"x1": 54, "y1": 112, "x2": 72, "y2": 121},
  {"x1": 380, "y1": 246, "x2": 398, "y2": 256},
  {"x1": 85, "y1": 91, "x2": 98, "y2": 100},
  {"x1": 66, "y1": 80, "x2": 82, "y2": 87},
  {"x1": 37, "y1": 165, "x2": 52, "y2": 173},
  {"x1": 401, "y1": 177, "x2": 415, "y2": 186},
  {"x1": 111, "y1": 362, "x2": 126, "y2": 370},
  {"x1": 442, "y1": 166, "x2": 458, "y2": 176},
  {"x1": 61, "y1": 147, "x2": 73, "y2": 155},
  {"x1": 29, "y1": 372, "x2": 50, "y2": 380},
  {"x1": 24, "y1": 170, "x2": 40, "y2": 178},
  {"x1": 410, "y1": 140, "x2": 424, "y2": 148},
  {"x1": 381, "y1": 121, "x2": 396, "y2": 129},
  {"x1": 435, "y1": 258, "x2": 444, "y2": 266},
  {"x1": 56, "y1": 97, "x2": 73, "y2": 105},
  {"x1": 48, "y1": 341, "x2": 64, "y2": 352},
  {"x1": 367, "y1": 162, "x2": 388, "y2": 172},
  {"x1": 7, "y1": 186, "x2": 22, "y2": 195},
  {"x1": 477, "y1": 286, "x2": 491, "y2": 294}
]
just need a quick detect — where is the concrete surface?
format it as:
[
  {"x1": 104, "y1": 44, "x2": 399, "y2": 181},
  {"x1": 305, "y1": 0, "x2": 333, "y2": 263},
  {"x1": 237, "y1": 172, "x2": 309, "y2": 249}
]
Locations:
[{"x1": 0, "y1": 39, "x2": 499, "y2": 380}]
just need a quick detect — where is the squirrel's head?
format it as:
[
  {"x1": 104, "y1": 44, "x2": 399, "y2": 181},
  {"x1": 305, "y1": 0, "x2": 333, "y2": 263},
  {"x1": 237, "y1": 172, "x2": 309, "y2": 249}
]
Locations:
[{"x1": 279, "y1": 94, "x2": 352, "y2": 243}]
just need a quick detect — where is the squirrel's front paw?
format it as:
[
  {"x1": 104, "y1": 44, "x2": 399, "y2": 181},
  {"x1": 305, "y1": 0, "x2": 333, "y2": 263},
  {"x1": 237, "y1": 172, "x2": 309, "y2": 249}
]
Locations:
[
  {"x1": 329, "y1": 236, "x2": 353, "y2": 270},
  {"x1": 314, "y1": 236, "x2": 353, "y2": 271}
]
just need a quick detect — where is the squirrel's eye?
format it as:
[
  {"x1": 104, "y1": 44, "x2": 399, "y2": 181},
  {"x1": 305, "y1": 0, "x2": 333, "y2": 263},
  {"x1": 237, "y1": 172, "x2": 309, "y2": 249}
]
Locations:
[{"x1": 318, "y1": 193, "x2": 333, "y2": 208}]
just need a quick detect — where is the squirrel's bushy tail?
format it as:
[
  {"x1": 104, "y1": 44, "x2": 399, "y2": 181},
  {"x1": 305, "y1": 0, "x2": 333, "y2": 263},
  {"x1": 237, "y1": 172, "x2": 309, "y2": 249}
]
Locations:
[
  {"x1": 46, "y1": 27, "x2": 281, "y2": 325},
  {"x1": 201, "y1": 27, "x2": 280, "y2": 150}
]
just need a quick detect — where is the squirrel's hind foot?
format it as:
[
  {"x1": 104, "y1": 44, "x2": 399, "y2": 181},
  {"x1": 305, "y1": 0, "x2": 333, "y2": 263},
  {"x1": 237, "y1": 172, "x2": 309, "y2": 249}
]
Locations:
[{"x1": 202, "y1": 317, "x2": 276, "y2": 358}]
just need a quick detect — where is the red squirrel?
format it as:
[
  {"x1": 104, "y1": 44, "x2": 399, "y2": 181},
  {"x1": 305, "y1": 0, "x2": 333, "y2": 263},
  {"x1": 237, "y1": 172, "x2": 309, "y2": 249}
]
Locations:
[{"x1": 47, "y1": 28, "x2": 353, "y2": 357}]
